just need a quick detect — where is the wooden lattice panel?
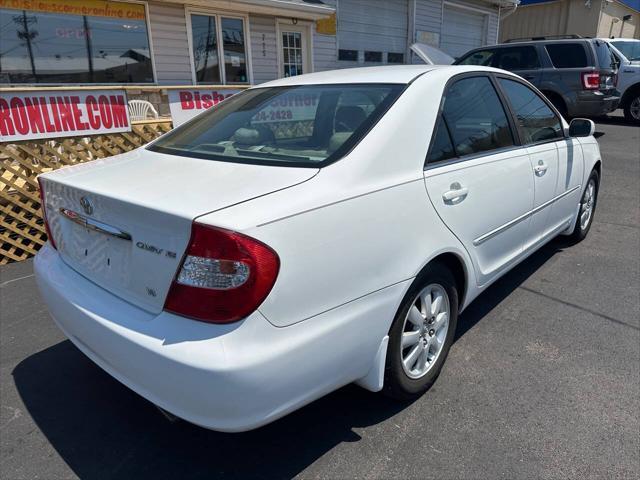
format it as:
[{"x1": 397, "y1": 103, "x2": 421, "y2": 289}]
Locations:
[{"x1": 0, "y1": 120, "x2": 173, "y2": 265}]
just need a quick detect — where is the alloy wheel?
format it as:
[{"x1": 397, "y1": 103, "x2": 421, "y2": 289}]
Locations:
[
  {"x1": 580, "y1": 179, "x2": 596, "y2": 231},
  {"x1": 400, "y1": 284, "x2": 450, "y2": 379}
]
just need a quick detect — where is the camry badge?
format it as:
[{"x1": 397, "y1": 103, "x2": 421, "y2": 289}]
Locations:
[{"x1": 79, "y1": 196, "x2": 93, "y2": 215}]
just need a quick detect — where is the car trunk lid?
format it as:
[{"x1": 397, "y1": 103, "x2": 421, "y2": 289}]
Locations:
[{"x1": 40, "y1": 148, "x2": 318, "y2": 314}]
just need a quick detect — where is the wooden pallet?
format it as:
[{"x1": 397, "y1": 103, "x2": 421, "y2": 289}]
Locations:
[{"x1": 0, "y1": 120, "x2": 173, "y2": 265}]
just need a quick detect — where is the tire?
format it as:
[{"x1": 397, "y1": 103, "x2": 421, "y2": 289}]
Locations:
[
  {"x1": 623, "y1": 92, "x2": 640, "y2": 125},
  {"x1": 383, "y1": 262, "x2": 459, "y2": 400},
  {"x1": 568, "y1": 169, "x2": 599, "y2": 244}
]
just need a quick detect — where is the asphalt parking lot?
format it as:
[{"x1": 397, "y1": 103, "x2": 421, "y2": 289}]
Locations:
[{"x1": 1, "y1": 113, "x2": 639, "y2": 480}]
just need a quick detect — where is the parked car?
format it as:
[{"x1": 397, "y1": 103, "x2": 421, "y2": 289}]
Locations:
[
  {"x1": 601, "y1": 38, "x2": 640, "y2": 124},
  {"x1": 35, "y1": 65, "x2": 602, "y2": 432},
  {"x1": 452, "y1": 36, "x2": 620, "y2": 119}
]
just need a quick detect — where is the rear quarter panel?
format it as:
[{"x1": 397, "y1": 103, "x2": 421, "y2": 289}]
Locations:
[{"x1": 198, "y1": 68, "x2": 475, "y2": 327}]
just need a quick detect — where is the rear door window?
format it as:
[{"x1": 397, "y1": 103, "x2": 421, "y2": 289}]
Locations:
[
  {"x1": 439, "y1": 76, "x2": 514, "y2": 158},
  {"x1": 494, "y1": 46, "x2": 540, "y2": 70},
  {"x1": 426, "y1": 116, "x2": 456, "y2": 164},
  {"x1": 498, "y1": 78, "x2": 563, "y2": 144},
  {"x1": 545, "y1": 43, "x2": 588, "y2": 68}
]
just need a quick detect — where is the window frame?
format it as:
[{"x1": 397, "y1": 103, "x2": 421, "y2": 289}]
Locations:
[
  {"x1": 185, "y1": 7, "x2": 253, "y2": 86},
  {"x1": 0, "y1": 0, "x2": 157, "y2": 86},
  {"x1": 424, "y1": 72, "x2": 523, "y2": 170},
  {"x1": 492, "y1": 72, "x2": 567, "y2": 147}
]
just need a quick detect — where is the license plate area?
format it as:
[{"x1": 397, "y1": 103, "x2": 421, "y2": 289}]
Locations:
[{"x1": 58, "y1": 217, "x2": 132, "y2": 286}]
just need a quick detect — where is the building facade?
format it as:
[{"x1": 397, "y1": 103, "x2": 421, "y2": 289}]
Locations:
[
  {"x1": 500, "y1": 0, "x2": 640, "y2": 42},
  {"x1": 0, "y1": 0, "x2": 517, "y2": 89}
]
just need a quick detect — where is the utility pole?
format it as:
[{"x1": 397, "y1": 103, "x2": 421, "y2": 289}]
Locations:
[
  {"x1": 83, "y1": 16, "x2": 94, "y2": 82},
  {"x1": 14, "y1": 11, "x2": 38, "y2": 80}
]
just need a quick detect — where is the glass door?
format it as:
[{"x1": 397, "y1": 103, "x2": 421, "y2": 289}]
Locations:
[{"x1": 278, "y1": 24, "x2": 310, "y2": 77}]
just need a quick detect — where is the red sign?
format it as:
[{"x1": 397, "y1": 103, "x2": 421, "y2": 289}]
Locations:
[
  {"x1": 0, "y1": 90, "x2": 131, "y2": 141},
  {"x1": 168, "y1": 89, "x2": 242, "y2": 126}
]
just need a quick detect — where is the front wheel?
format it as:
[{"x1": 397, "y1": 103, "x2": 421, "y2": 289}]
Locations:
[
  {"x1": 383, "y1": 263, "x2": 458, "y2": 400},
  {"x1": 568, "y1": 169, "x2": 599, "y2": 243},
  {"x1": 623, "y1": 93, "x2": 640, "y2": 125}
]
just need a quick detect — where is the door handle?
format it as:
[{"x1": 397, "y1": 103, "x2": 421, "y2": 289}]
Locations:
[
  {"x1": 442, "y1": 182, "x2": 469, "y2": 203},
  {"x1": 534, "y1": 160, "x2": 548, "y2": 176}
]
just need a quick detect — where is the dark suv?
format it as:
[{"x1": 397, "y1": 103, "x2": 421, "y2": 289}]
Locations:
[{"x1": 455, "y1": 36, "x2": 620, "y2": 118}]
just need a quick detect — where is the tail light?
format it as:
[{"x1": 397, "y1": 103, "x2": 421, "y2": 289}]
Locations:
[
  {"x1": 37, "y1": 177, "x2": 57, "y2": 250},
  {"x1": 164, "y1": 223, "x2": 280, "y2": 323},
  {"x1": 582, "y1": 71, "x2": 600, "y2": 90}
]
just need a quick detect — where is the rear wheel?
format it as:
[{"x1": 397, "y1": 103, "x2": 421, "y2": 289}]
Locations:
[
  {"x1": 384, "y1": 263, "x2": 458, "y2": 400},
  {"x1": 623, "y1": 92, "x2": 640, "y2": 125},
  {"x1": 568, "y1": 169, "x2": 599, "y2": 243}
]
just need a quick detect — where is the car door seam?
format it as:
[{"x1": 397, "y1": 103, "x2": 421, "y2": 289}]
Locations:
[{"x1": 473, "y1": 185, "x2": 581, "y2": 246}]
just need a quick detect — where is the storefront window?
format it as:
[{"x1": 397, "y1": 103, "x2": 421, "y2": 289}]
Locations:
[
  {"x1": 221, "y1": 18, "x2": 247, "y2": 83},
  {"x1": 0, "y1": 0, "x2": 154, "y2": 84},
  {"x1": 189, "y1": 13, "x2": 249, "y2": 85},
  {"x1": 191, "y1": 14, "x2": 221, "y2": 84}
]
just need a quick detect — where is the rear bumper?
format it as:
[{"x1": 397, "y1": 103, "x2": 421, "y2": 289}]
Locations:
[
  {"x1": 570, "y1": 91, "x2": 620, "y2": 117},
  {"x1": 34, "y1": 243, "x2": 404, "y2": 431}
]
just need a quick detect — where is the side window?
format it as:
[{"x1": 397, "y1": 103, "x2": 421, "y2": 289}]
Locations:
[
  {"x1": 441, "y1": 76, "x2": 514, "y2": 157},
  {"x1": 426, "y1": 116, "x2": 456, "y2": 164},
  {"x1": 498, "y1": 79, "x2": 563, "y2": 144},
  {"x1": 545, "y1": 43, "x2": 588, "y2": 68},
  {"x1": 456, "y1": 50, "x2": 496, "y2": 66},
  {"x1": 494, "y1": 46, "x2": 540, "y2": 71}
]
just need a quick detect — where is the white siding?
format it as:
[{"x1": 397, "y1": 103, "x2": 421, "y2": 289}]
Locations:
[
  {"x1": 339, "y1": 0, "x2": 408, "y2": 54},
  {"x1": 313, "y1": 0, "x2": 340, "y2": 71},
  {"x1": 413, "y1": 0, "x2": 442, "y2": 62},
  {"x1": 249, "y1": 15, "x2": 279, "y2": 85},
  {"x1": 441, "y1": 4, "x2": 487, "y2": 57},
  {"x1": 148, "y1": 2, "x2": 192, "y2": 85},
  {"x1": 413, "y1": 0, "x2": 499, "y2": 62}
]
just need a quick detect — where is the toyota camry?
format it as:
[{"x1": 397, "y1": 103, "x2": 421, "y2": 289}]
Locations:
[{"x1": 35, "y1": 65, "x2": 602, "y2": 432}]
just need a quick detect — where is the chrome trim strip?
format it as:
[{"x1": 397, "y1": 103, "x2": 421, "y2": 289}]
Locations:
[
  {"x1": 473, "y1": 185, "x2": 581, "y2": 246},
  {"x1": 59, "y1": 208, "x2": 132, "y2": 241}
]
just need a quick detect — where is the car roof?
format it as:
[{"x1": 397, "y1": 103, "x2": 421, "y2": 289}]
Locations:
[
  {"x1": 252, "y1": 65, "x2": 517, "y2": 88},
  {"x1": 254, "y1": 65, "x2": 447, "y2": 87}
]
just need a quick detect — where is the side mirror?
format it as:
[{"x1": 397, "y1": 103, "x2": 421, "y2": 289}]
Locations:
[{"x1": 569, "y1": 118, "x2": 595, "y2": 137}]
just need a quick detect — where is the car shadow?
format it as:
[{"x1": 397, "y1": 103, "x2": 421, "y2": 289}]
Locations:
[
  {"x1": 592, "y1": 115, "x2": 629, "y2": 127},
  {"x1": 13, "y1": 239, "x2": 566, "y2": 480}
]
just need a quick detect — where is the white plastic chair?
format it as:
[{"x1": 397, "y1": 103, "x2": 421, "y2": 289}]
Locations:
[{"x1": 128, "y1": 100, "x2": 159, "y2": 121}]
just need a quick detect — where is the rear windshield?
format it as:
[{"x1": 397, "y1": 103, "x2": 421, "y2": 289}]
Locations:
[
  {"x1": 148, "y1": 84, "x2": 404, "y2": 167},
  {"x1": 545, "y1": 43, "x2": 588, "y2": 68},
  {"x1": 611, "y1": 40, "x2": 640, "y2": 61}
]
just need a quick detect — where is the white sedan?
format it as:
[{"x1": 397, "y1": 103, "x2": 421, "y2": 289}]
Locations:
[{"x1": 35, "y1": 65, "x2": 602, "y2": 432}]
